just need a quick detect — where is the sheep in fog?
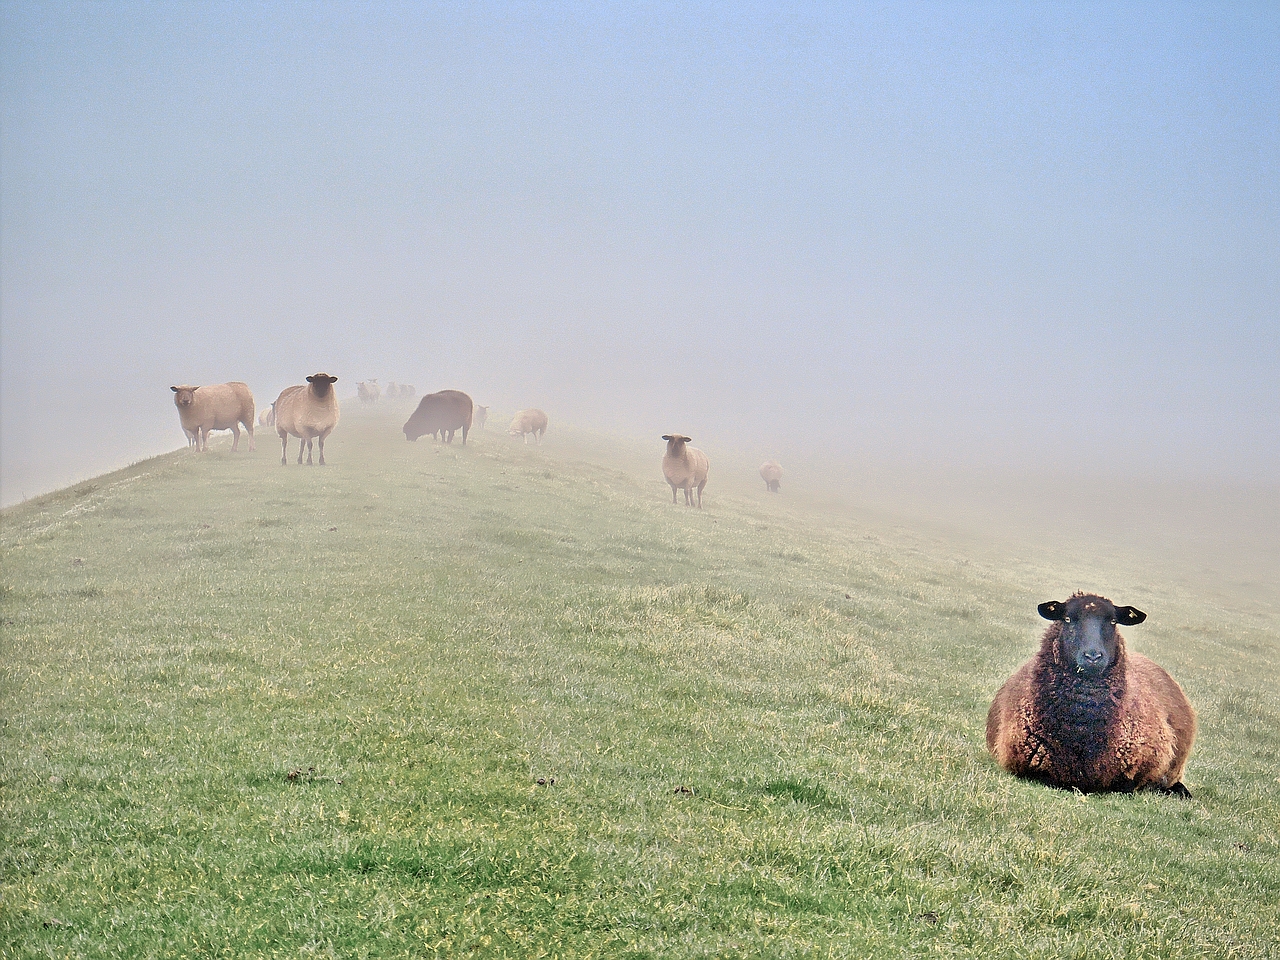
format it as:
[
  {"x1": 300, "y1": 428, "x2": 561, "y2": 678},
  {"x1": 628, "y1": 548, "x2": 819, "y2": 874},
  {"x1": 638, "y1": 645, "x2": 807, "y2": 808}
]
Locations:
[
  {"x1": 474, "y1": 405, "x2": 490, "y2": 430},
  {"x1": 760, "y1": 460, "x2": 783, "y2": 492},
  {"x1": 509, "y1": 409, "x2": 548, "y2": 444},
  {"x1": 403, "y1": 389, "x2": 474, "y2": 444},
  {"x1": 357, "y1": 380, "x2": 380, "y2": 404},
  {"x1": 258, "y1": 402, "x2": 275, "y2": 428},
  {"x1": 661, "y1": 434, "x2": 710, "y2": 508},
  {"x1": 171, "y1": 382, "x2": 256, "y2": 452},
  {"x1": 986, "y1": 593, "x2": 1197, "y2": 797},
  {"x1": 274, "y1": 374, "x2": 340, "y2": 465}
]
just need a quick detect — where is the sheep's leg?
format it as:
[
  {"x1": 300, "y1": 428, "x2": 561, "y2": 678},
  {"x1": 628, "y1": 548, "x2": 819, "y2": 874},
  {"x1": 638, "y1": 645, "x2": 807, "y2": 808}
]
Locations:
[
  {"x1": 229, "y1": 423, "x2": 241, "y2": 452},
  {"x1": 298, "y1": 438, "x2": 306, "y2": 465},
  {"x1": 305, "y1": 438, "x2": 314, "y2": 465},
  {"x1": 199, "y1": 427, "x2": 210, "y2": 452},
  {"x1": 246, "y1": 421, "x2": 255, "y2": 452},
  {"x1": 317, "y1": 435, "x2": 326, "y2": 466},
  {"x1": 670, "y1": 483, "x2": 678, "y2": 504},
  {"x1": 461, "y1": 425, "x2": 468, "y2": 445},
  {"x1": 280, "y1": 433, "x2": 289, "y2": 465}
]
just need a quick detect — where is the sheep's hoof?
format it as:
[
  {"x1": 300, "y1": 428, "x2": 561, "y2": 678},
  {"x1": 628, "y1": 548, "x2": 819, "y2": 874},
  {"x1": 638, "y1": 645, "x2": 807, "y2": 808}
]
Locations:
[{"x1": 1165, "y1": 782, "x2": 1193, "y2": 799}]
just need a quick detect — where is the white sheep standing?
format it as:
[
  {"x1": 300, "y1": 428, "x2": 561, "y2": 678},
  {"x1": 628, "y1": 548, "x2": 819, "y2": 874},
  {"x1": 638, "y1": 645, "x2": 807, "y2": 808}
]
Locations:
[
  {"x1": 759, "y1": 460, "x2": 783, "y2": 492},
  {"x1": 662, "y1": 434, "x2": 710, "y2": 507},
  {"x1": 274, "y1": 374, "x2": 340, "y2": 465},
  {"x1": 509, "y1": 409, "x2": 548, "y2": 444},
  {"x1": 170, "y1": 382, "x2": 256, "y2": 452}
]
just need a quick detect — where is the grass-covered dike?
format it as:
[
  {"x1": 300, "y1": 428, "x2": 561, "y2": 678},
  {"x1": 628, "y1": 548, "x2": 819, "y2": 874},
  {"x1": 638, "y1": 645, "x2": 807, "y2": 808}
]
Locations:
[{"x1": 2, "y1": 410, "x2": 1277, "y2": 959}]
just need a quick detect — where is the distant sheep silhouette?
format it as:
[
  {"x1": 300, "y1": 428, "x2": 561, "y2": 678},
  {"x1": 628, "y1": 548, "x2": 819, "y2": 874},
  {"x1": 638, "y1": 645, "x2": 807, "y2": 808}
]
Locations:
[{"x1": 987, "y1": 593, "x2": 1196, "y2": 797}]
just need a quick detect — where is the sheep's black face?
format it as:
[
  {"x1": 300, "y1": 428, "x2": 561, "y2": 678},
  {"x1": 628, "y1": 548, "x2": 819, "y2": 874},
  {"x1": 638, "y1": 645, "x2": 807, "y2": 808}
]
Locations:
[{"x1": 1039, "y1": 594, "x2": 1146, "y2": 678}]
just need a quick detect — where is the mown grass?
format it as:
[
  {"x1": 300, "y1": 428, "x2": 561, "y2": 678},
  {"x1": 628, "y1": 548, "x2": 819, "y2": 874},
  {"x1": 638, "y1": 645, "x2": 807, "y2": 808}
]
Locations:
[{"x1": 2, "y1": 408, "x2": 1277, "y2": 958}]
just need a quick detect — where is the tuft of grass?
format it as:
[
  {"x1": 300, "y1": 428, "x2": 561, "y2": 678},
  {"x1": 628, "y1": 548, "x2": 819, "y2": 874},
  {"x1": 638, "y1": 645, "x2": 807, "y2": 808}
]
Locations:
[{"x1": 1, "y1": 409, "x2": 1277, "y2": 958}]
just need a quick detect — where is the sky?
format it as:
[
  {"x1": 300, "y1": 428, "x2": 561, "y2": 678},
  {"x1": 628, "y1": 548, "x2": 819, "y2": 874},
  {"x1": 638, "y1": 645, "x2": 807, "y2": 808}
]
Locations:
[{"x1": 2, "y1": 1, "x2": 1278, "y2": 506}]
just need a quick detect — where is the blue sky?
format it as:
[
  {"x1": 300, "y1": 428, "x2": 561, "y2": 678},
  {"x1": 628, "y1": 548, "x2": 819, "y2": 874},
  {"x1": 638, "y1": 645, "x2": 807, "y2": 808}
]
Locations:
[{"x1": 2, "y1": 2, "x2": 1277, "y2": 503}]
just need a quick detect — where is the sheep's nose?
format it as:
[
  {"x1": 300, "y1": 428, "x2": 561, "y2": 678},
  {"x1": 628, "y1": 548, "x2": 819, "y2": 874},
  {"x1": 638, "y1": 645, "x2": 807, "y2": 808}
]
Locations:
[{"x1": 1082, "y1": 650, "x2": 1104, "y2": 665}]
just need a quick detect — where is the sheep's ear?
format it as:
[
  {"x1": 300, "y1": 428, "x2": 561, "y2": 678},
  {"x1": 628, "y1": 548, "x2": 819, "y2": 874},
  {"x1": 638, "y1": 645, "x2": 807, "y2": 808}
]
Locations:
[
  {"x1": 171, "y1": 386, "x2": 179, "y2": 392},
  {"x1": 1115, "y1": 605, "x2": 1146, "y2": 625},
  {"x1": 661, "y1": 435, "x2": 673, "y2": 441},
  {"x1": 306, "y1": 376, "x2": 314, "y2": 383},
  {"x1": 1038, "y1": 601, "x2": 1066, "y2": 620},
  {"x1": 682, "y1": 436, "x2": 692, "y2": 442},
  {"x1": 330, "y1": 376, "x2": 338, "y2": 383}
]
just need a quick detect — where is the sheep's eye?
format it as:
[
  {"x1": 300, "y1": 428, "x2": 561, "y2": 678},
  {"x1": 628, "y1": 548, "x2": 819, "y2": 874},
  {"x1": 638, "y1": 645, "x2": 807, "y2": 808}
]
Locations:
[
  {"x1": 1064, "y1": 617, "x2": 1072, "y2": 623},
  {"x1": 1110, "y1": 618, "x2": 1117, "y2": 625}
]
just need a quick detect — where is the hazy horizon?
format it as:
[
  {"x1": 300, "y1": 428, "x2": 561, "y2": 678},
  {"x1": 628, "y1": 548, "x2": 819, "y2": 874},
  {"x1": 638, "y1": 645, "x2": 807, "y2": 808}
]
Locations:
[{"x1": 3, "y1": 3, "x2": 1278, "y2": 508}]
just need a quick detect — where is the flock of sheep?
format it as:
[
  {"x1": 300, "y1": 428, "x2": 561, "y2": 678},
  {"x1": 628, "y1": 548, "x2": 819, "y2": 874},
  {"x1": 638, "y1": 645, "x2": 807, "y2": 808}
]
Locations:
[{"x1": 168, "y1": 377, "x2": 1198, "y2": 799}]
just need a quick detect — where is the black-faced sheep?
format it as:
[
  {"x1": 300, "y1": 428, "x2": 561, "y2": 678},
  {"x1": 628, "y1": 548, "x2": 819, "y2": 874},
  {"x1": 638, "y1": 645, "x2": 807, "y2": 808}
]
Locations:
[
  {"x1": 403, "y1": 389, "x2": 474, "y2": 444},
  {"x1": 759, "y1": 460, "x2": 783, "y2": 492},
  {"x1": 662, "y1": 434, "x2": 710, "y2": 508},
  {"x1": 275, "y1": 374, "x2": 340, "y2": 465},
  {"x1": 986, "y1": 593, "x2": 1196, "y2": 797},
  {"x1": 509, "y1": 409, "x2": 548, "y2": 444},
  {"x1": 171, "y1": 382, "x2": 256, "y2": 452}
]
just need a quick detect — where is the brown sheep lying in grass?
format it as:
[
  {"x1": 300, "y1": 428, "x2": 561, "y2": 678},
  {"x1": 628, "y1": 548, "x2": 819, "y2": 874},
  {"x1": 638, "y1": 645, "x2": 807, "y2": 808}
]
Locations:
[
  {"x1": 171, "y1": 382, "x2": 255, "y2": 452},
  {"x1": 662, "y1": 434, "x2": 710, "y2": 508},
  {"x1": 986, "y1": 593, "x2": 1196, "y2": 797},
  {"x1": 274, "y1": 374, "x2": 340, "y2": 465}
]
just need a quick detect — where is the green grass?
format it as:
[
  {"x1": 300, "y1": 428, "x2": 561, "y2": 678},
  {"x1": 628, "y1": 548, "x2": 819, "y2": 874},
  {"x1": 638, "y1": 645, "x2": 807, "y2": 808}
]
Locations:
[{"x1": 2, "y1": 410, "x2": 1278, "y2": 958}]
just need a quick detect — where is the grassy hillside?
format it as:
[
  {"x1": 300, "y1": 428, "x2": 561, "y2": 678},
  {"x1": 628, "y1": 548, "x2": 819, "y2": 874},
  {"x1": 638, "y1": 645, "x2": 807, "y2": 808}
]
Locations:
[{"x1": 2, "y1": 409, "x2": 1277, "y2": 959}]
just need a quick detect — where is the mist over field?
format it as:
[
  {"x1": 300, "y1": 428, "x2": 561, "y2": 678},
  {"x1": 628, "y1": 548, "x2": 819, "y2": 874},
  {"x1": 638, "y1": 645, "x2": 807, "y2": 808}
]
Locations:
[{"x1": 3, "y1": 4, "x2": 1277, "y2": 550}]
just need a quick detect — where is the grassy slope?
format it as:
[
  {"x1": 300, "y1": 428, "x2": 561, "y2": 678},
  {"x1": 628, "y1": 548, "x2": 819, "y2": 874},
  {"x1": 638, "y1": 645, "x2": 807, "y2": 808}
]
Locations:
[{"x1": 2, "y1": 409, "x2": 1277, "y2": 959}]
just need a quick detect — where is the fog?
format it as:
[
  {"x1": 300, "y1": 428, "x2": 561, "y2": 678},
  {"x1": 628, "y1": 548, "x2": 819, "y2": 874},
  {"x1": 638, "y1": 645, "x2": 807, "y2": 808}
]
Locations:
[{"x1": 3, "y1": 5, "x2": 1278, "y2": 522}]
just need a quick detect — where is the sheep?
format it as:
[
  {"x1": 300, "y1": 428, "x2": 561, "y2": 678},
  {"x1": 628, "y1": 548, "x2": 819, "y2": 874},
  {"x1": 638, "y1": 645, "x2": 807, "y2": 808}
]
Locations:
[
  {"x1": 986, "y1": 593, "x2": 1196, "y2": 797},
  {"x1": 403, "y1": 389, "x2": 474, "y2": 444},
  {"x1": 385, "y1": 382, "x2": 400, "y2": 401},
  {"x1": 509, "y1": 409, "x2": 548, "y2": 444},
  {"x1": 759, "y1": 460, "x2": 783, "y2": 492},
  {"x1": 258, "y1": 402, "x2": 276, "y2": 428},
  {"x1": 661, "y1": 434, "x2": 710, "y2": 508},
  {"x1": 170, "y1": 382, "x2": 256, "y2": 453},
  {"x1": 474, "y1": 405, "x2": 490, "y2": 430},
  {"x1": 357, "y1": 380, "x2": 380, "y2": 404},
  {"x1": 274, "y1": 374, "x2": 340, "y2": 465}
]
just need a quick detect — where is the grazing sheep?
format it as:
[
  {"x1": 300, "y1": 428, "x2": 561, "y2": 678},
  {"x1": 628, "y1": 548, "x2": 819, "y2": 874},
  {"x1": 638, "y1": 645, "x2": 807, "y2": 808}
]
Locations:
[
  {"x1": 986, "y1": 593, "x2": 1196, "y2": 797},
  {"x1": 275, "y1": 374, "x2": 340, "y2": 465},
  {"x1": 170, "y1": 382, "x2": 256, "y2": 453},
  {"x1": 474, "y1": 405, "x2": 490, "y2": 430},
  {"x1": 357, "y1": 380, "x2": 380, "y2": 404},
  {"x1": 661, "y1": 434, "x2": 710, "y2": 507},
  {"x1": 403, "y1": 389, "x2": 474, "y2": 444},
  {"x1": 258, "y1": 402, "x2": 276, "y2": 428},
  {"x1": 509, "y1": 409, "x2": 548, "y2": 444},
  {"x1": 760, "y1": 460, "x2": 783, "y2": 492}
]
